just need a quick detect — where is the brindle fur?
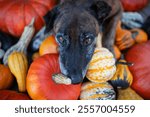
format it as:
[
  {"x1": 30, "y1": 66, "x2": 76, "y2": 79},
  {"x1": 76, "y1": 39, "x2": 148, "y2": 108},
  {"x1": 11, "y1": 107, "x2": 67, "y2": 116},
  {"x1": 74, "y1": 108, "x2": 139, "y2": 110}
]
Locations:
[{"x1": 43, "y1": 0, "x2": 123, "y2": 84}]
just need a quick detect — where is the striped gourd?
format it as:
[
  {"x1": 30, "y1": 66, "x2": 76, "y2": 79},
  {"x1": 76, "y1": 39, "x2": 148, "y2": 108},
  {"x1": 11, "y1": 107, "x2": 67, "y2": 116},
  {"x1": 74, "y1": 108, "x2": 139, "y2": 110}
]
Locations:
[
  {"x1": 111, "y1": 59, "x2": 133, "y2": 88},
  {"x1": 86, "y1": 47, "x2": 116, "y2": 83},
  {"x1": 80, "y1": 82, "x2": 116, "y2": 100},
  {"x1": 8, "y1": 51, "x2": 28, "y2": 92}
]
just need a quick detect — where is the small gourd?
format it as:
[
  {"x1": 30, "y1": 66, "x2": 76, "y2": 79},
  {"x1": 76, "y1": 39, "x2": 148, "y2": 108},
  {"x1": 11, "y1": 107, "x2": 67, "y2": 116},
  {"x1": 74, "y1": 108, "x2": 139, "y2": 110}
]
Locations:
[
  {"x1": 86, "y1": 47, "x2": 116, "y2": 83},
  {"x1": 115, "y1": 21, "x2": 135, "y2": 50},
  {"x1": 117, "y1": 87, "x2": 143, "y2": 100},
  {"x1": 131, "y1": 28, "x2": 148, "y2": 43},
  {"x1": 80, "y1": 82, "x2": 116, "y2": 100},
  {"x1": 8, "y1": 52, "x2": 28, "y2": 92},
  {"x1": 110, "y1": 59, "x2": 133, "y2": 88}
]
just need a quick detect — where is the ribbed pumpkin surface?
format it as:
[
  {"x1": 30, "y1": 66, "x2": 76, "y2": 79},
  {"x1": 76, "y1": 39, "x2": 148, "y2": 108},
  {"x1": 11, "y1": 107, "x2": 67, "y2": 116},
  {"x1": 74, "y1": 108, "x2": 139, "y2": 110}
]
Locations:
[{"x1": 86, "y1": 48, "x2": 116, "y2": 83}]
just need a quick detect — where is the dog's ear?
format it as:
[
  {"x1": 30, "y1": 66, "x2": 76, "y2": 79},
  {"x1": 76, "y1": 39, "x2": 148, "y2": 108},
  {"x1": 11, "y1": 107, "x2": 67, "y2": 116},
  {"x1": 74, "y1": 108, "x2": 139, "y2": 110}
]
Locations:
[
  {"x1": 90, "y1": 1, "x2": 112, "y2": 24},
  {"x1": 43, "y1": 6, "x2": 60, "y2": 34}
]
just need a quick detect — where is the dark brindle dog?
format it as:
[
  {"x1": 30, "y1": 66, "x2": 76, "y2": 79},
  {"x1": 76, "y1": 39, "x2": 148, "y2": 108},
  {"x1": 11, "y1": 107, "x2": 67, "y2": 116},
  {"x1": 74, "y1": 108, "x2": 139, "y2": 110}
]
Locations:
[{"x1": 43, "y1": 0, "x2": 123, "y2": 84}]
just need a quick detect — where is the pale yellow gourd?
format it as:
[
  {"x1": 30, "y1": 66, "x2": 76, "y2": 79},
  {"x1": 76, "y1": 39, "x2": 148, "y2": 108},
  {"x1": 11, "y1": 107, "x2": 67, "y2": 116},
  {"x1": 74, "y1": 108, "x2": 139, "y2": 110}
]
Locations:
[
  {"x1": 8, "y1": 52, "x2": 28, "y2": 92},
  {"x1": 86, "y1": 47, "x2": 116, "y2": 83}
]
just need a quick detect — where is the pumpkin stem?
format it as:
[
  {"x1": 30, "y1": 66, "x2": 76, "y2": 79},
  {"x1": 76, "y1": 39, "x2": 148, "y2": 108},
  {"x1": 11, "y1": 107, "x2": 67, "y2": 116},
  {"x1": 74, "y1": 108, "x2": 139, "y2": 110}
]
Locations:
[{"x1": 117, "y1": 61, "x2": 134, "y2": 66}]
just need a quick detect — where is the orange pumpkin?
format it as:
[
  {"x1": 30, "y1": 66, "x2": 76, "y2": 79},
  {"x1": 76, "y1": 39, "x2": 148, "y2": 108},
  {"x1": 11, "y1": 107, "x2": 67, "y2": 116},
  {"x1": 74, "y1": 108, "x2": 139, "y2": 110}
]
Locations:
[
  {"x1": 131, "y1": 28, "x2": 148, "y2": 43},
  {"x1": 0, "y1": 64, "x2": 14, "y2": 90},
  {"x1": 0, "y1": 0, "x2": 58, "y2": 37},
  {"x1": 115, "y1": 21, "x2": 135, "y2": 50},
  {"x1": 0, "y1": 90, "x2": 30, "y2": 100},
  {"x1": 39, "y1": 35, "x2": 58, "y2": 56},
  {"x1": 27, "y1": 54, "x2": 81, "y2": 100},
  {"x1": 125, "y1": 41, "x2": 150, "y2": 99}
]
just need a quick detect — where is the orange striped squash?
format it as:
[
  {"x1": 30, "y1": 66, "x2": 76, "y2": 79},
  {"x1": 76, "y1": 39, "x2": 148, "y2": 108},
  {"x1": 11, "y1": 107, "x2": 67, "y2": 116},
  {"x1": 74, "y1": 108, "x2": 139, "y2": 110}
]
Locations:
[
  {"x1": 80, "y1": 82, "x2": 116, "y2": 100},
  {"x1": 86, "y1": 48, "x2": 116, "y2": 83}
]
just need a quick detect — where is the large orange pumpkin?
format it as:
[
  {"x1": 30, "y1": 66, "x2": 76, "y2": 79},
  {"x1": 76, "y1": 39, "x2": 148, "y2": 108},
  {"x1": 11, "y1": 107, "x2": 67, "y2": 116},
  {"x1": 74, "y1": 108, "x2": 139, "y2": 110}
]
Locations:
[
  {"x1": 0, "y1": 90, "x2": 30, "y2": 100},
  {"x1": 0, "y1": 64, "x2": 14, "y2": 90},
  {"x1": 0, "y1": 0, "x2": 58, "y2": 37},
  {"x1": 26, "y1": 54, "x2": 81, "y2": 100},
  {"x1": 125, "y1": 41, "x2": 150, "y2": 99}
]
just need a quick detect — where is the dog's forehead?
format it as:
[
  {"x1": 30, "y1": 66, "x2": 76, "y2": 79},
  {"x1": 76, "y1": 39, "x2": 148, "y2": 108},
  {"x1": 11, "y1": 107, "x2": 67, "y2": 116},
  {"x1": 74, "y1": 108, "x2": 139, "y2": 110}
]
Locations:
[{"x1": 54, "y1": 7, "x2": 99, "y2": 36}]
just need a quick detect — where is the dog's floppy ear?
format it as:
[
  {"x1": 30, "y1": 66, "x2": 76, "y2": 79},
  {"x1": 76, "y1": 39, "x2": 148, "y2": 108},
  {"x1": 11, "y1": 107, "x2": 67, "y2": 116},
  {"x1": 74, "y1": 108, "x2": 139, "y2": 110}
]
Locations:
[
  {"x1": 43, "y1": 6, "x2": 60, "y2": 34},
  {"x1": 90, "y1": 1, "x2": 112, "y2": 24}
]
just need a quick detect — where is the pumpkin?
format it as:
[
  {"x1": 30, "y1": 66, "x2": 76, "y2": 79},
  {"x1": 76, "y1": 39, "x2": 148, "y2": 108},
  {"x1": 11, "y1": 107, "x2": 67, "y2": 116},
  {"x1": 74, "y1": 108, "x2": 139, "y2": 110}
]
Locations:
[
  {"x1": 111, "y1": 59, "x2": 133, "y2": 89},
  {"x1": 125, "y1": 41, "x2": 150, "y2": 99},
  {"x1": 0, "y1": 64, "x2": 14, "y2": 90},
  {"x1": 131, "y1": 28, "x2": 148, "y2": 43},
  {"x1": 26, "y1": 54, "x2": 81, "y2": 100},
  {"x1": 115, "y1": 21, "x2": 135, "y2": 50},
  {"x1": 80, "y1": 82, "x2": 116, "y2": 100},
  {"x1": 39, "y1": 35, "x2": 58, "y2": 56},
  {"x1": 114, "y1": 45, "x2": 121, "y2": 59},
  {"x1": 86, "y1": 47, "x2": 116, "y2": 83},
  {"x1": 0, "y1": 90, "x2": 30, "y2": 100},
  {"x1": 8, "y1": 52, "x2": 28, "y2": 92},
  {"x1": 117, "y1": 87, "x2": 143, "y2": 100},
  {"x1": 120, "y1": 0, "x2": 148, "y2": 11},
  {"x1": 0, "y1": 0, "x2": 57, "y2": 37}
]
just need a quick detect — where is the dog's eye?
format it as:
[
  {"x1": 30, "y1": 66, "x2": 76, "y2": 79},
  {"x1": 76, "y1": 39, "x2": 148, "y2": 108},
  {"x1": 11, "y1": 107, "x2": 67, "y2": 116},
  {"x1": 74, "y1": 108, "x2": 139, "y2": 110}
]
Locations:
[
  {"x1": 83, "y1": 38, "x2": 92, "y2": 45},
  {"x1": 56, "y1": 33, "x2": 68, "y2": 47},
  {"x1": 81, "y1": 33, "x2": 94, "y2": 46}
]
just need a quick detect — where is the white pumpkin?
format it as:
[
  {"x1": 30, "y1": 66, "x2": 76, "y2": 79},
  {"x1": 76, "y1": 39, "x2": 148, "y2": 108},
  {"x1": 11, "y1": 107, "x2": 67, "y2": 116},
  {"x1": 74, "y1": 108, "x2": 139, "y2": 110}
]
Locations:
[{"x1": 86, "y1": 47, "x2": 116, "y2": 83}]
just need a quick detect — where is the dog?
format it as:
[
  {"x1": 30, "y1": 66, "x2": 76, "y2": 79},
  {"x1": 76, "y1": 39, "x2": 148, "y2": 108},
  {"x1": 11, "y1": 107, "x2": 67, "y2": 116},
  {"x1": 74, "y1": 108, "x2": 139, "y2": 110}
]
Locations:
[{"x1": 42, "y1": 0, "x2": 123, "y2": 84}]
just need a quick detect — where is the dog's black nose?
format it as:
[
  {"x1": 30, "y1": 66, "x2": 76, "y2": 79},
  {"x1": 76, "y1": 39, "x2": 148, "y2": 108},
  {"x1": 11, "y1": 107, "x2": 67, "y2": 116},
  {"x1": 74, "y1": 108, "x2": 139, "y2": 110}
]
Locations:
[{"x1": 69, "y1": 74, "x2": 83, "y2": 84}]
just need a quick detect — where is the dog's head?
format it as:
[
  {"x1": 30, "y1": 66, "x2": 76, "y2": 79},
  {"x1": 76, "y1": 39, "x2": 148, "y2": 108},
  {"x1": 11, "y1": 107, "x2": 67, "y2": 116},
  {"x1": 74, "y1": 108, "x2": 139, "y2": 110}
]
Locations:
[{"x1": 44, "y1": 0, "x2": 111, "y2": 84}]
